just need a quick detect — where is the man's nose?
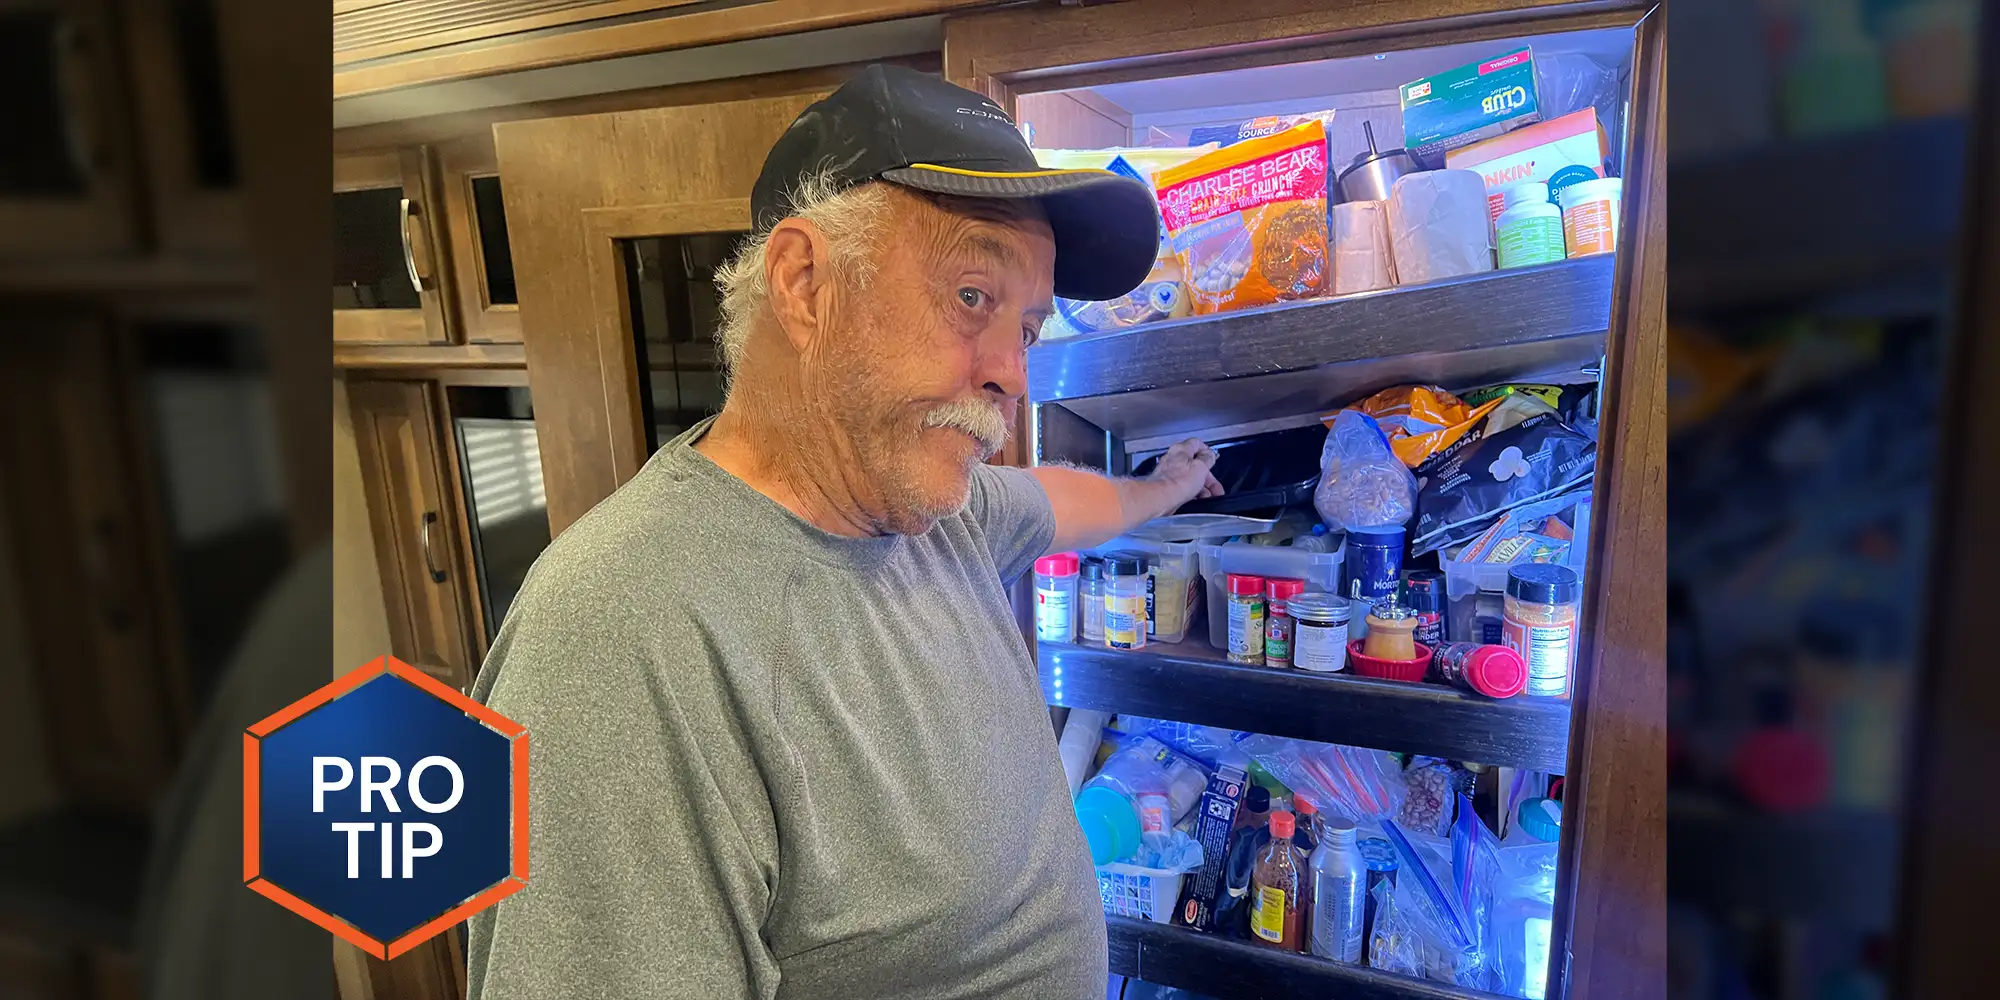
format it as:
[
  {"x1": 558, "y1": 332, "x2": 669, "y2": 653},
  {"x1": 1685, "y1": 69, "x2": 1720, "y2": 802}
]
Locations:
[{"x1": 977, "y1": 336, "x2": 1028, "y2": 403}]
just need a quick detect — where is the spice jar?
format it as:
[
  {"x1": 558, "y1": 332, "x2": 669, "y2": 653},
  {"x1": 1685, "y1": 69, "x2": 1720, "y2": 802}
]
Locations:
[
  {"x1": 1342, "y1": 525, "x2": 1405, "y2": 605},
  {"x1": 1226, "y1": 574, "x2": 1267, "y2": 665},
  {"x1": 1502, "y1": 564, "x2": 1580, "y2": 697},
  {"x1": 1264, "y1": 578, "x2": 1307, "y2": 669},
  {"x1": 1362, "y1": 597, "x2": 1419, "y2": 661},
  {"x1": 1033, "y1": 552, "x2": 1080, "y2": 644},
  {"x1": 1103, "y1": 553, "x2": 1150, "y2": 651},
  {"x1": 1404, "y1": 570, "x2": 1444, "y2": 648},
  {"x1": 1429, "y1": 642, "x2": 1528, "y2": 698},
  {"x1": 1288, "y1": 593, "x2": 1351, "y2": 673},
  {"x1": 1078, "y1": 557, "x2": 1107, "y2": 643}
]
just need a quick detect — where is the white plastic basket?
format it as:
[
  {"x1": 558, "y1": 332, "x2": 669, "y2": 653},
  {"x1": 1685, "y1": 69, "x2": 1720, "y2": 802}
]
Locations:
[{"x1": 1096, "y1": 863, "x2": 1186, "y2": 924}]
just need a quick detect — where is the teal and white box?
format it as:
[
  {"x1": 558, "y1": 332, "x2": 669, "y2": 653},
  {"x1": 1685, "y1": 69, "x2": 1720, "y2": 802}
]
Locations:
[{"x1": 1399, "y1": 46, "x2": 1542, "y2": 166}]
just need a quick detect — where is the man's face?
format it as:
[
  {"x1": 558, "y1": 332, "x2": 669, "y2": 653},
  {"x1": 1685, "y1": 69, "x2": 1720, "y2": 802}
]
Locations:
[{"x1": 816, "y1": 188, "x2": 1055, "y2": 534}]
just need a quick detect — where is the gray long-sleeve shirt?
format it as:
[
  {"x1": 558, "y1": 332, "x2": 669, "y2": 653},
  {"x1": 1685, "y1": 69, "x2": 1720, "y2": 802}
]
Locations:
[{"x1": 466, "y1": 420, "x2": 1104, "y2": 999}]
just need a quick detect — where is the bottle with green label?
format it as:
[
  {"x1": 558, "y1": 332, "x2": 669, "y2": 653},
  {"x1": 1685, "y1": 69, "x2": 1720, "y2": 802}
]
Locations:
[{"x1": 1495, "y1": 181, "x2": 1565, "y2": 269}]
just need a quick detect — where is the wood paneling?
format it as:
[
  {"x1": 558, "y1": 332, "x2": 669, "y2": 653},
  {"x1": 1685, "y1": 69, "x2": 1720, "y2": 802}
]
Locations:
[
  {"x1": 333, "y1": 54, "x2": 938, "y2": 153},
  {"x1": 335, "y1": 0, "x2": 707, "y2": 66},
  {"x1": 334, "y1": 343, "x2": 527, "y2": 368},
  {"x1": 1015, "y1": 90, "x2": 1132, "y2": 148},
  {"x1": 334, "y1": 0, "x2": 989, "y2": 99},
  {"x1": 0, "y1": 0, "x2": 142, "y2": 255},
  {"x1": 1551, "y1": 8, "x2": 1665, "y2": 1000},
  {"x1": 494, "y1": 92, "x2": 819, "y2": 533},
  {"x1": 123, "y1": 0, "x2": 246, "y2": 253},
  {"x1": 346, "y1": 380, "x2": 475, "y2": 688}
]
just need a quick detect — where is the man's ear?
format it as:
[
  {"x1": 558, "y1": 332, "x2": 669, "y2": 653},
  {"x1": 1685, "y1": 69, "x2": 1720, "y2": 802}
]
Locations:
[{"x1": 763, "y1": 219, "x2": 827, "y2": 357}]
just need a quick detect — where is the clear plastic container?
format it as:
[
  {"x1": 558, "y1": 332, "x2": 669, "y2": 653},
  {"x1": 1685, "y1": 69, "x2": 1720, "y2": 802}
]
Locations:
[
  {"x1": 1076, "y1": 736, "x2": 1202, "y2": 863},
  {"x1": 1442, "y1": 534, "x2": 1588, "y2": 645},
  {"x1": 1089, "y1": 535, "x2": 1202, "y2": 644},
  {"x1": 1198, "y1": 542, "x2": 1345, "y2": 651},
  {"x1": 1103, "y1": 552, "x2": 1150, "y2": 651},
  {"x1": 1079, "y1": 557, "x2": 1107, "y2": 643}
]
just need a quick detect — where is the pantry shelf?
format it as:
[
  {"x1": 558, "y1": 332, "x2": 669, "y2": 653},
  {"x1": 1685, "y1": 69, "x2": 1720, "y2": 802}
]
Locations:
[
  {"x1": 1041, "y1": 640, "x2": 1569, "y2": 772},
  {"x1": 1028, "y1": 255, "x2": 1612, "y2": 447},
  {"x1": 1106, "y1": 914, "x2": 1507, "y2": 1000}
]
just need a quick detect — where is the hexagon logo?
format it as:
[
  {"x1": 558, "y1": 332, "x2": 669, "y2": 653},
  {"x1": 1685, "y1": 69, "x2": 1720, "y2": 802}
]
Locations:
[{"x1": 244, "y1": 656, "x2": 528, "y2": 959}]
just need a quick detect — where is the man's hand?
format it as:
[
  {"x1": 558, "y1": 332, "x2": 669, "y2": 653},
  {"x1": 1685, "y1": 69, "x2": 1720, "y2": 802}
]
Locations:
[
  {"x1": 1146, "y1": 438, "x2": 1225, "y2": 509},
  {"x1": 1030, "y1": 438, "x2": 1226, "y2": 556}
]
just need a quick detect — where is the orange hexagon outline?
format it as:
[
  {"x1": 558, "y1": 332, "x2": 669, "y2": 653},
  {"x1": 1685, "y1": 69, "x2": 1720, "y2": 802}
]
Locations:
[{"x1": 243, "y1": 655, "x2": 529, "y2": 960}]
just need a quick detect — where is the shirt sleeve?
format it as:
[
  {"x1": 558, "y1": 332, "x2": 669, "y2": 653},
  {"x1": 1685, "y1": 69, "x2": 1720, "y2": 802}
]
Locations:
[
  {"x1": 965, "y1": 463, "x2": 1057, "y2": 583},
  {"x1": 466, "y1": 592, "x2": 780, "y2": 1000}
]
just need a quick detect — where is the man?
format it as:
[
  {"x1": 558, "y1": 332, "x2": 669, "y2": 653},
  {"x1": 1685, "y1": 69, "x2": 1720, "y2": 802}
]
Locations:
[{"x1": 468, "y1": 65, "x2": 1222, "y2": 999}]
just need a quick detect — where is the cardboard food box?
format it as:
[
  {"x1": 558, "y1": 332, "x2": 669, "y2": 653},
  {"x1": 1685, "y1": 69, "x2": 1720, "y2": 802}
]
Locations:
[
  {"x1": 1399, "y1": 46, "x2": 1541, "y2": 166},
  {"x1": 1445, "y1": 108, "x2": 1613, "y2": 223},
  {"x1": 1172, "y1": 760, "x2": 1248, "y2": 932}
]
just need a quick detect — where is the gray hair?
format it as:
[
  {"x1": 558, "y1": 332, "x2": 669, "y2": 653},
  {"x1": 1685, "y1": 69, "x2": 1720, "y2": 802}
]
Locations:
[{"x1": 712, "y1": 171, "x2": 895, "y2": 378}]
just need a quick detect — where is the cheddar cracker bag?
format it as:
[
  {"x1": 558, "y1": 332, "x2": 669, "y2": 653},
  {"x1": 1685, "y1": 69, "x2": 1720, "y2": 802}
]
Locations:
[{"x1": 1155, "y1": 120, "x2": 1331, "y2": 314}]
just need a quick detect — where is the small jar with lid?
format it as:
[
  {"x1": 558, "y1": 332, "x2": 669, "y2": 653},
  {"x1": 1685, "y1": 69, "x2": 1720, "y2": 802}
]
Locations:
[
  {"x1": 1502, "y1": 564, "x2": 1581, "y2": 697},
  {"x1": 1225, "y1": 574, "x2": 1268, "y2": 664},
  {"x1": 1362, "y1": 597, "x2": 1419, "y2": 661},
  {"x1": 1103, "y1": 553, "x2": 1151, "y2": 651},
  {"x1": 1288, "y1": 593, "x2": 1351, "y2": 673},
  {"x1": 1264, "y1": 578, "x2": 1307, "y2": 669},
  {"x1": 1033, "y1": 552, "x2": 1080, "y2": 644},
  {"x1": 1078, "y1": 556, "x2": 1107, "y2": 643}
]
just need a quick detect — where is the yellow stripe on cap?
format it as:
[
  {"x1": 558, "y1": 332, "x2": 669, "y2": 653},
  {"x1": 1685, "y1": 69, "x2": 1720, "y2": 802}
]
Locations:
[{"x1": 903, "y1": 163, "x2": 1121, "y2": 180}]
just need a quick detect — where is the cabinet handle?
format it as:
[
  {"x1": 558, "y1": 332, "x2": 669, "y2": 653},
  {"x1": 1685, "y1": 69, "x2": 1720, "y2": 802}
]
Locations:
[
  {"x1": 399, "y1": 197, "x2": 424, "y2": 294},
  {"x1": 420, "y1": 511, "x2": 446, "y2": 583}
]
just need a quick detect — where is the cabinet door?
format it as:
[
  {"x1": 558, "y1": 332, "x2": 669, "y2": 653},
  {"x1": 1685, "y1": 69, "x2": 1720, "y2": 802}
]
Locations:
[
  {"x1": 438, "y1": 135, "x2": 521, "y2": 343},
  {"x1": 0, "y1": 0, "x2": 140, "y2": 255},
  {"x1": 346, "y1": 379, "x2": 475, "y2": 688},
  {"x1": 493, "y1": 88, "x2": 828, "y2": 533},
  {"x1": 334, "y1": 149, "x2": 454, "y2": 345},
  {"x1": 124, "y1": 0, "x2": 244, "y2": 253},
  {"x1": 0, "y1": 319, "x2": 182, "y2": 811}
]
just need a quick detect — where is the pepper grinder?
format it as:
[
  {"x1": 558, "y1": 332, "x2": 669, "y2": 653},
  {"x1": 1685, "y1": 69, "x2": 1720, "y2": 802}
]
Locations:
[{"x1": 1363, "y1": 597, "x2": 1419, "y2": 661}]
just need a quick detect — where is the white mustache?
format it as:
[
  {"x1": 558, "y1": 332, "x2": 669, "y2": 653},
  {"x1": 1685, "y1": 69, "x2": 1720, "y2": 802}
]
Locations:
[{"x1": 922, "y1": 398, "x2": 1010, "y2": 456}]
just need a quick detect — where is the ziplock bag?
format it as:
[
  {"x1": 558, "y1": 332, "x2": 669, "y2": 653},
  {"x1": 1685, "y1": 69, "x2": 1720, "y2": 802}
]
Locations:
[
  {"x1": 1315, "y1": 409, "x2": 1419, "y2": 531},
  {"x1": 1372, "y1": 820, "x2": 1484, "y2": 985},
  {"x1": 1234, "y1": 735, "x2": 1407, "y2": 824}
]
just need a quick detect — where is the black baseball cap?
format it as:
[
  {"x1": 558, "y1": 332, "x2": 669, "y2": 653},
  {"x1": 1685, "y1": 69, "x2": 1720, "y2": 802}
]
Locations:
[{"x1": 749, "y1": 64, "x2": 1161, "y2": 302}]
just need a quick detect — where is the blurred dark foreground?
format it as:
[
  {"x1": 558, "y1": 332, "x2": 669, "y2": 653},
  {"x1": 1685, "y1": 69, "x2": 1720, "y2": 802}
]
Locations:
[{"x1": 0, "y1": 1, "x2": 1994, "y2": 999}]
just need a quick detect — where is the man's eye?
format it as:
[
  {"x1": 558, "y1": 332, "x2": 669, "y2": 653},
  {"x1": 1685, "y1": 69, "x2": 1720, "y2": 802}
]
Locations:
[
  {"x1": 958, "y1": 287, "x2": 989, "y2": 309},
  {"x1": 1023, "y1": 321, "x2": 1043, "y2": 348}
]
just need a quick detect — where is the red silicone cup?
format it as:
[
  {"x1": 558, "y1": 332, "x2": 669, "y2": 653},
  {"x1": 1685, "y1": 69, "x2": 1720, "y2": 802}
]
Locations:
[{"x1": 1346, "y1": 639, "x2": 1434, "y2": 682}]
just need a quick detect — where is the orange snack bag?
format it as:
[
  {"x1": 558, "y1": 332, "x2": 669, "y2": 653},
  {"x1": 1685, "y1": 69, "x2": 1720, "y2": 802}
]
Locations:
[
  {"x1": 1154, "y1": 121, "x2": 1330, "y2": 314},
  {"x1": 1336, "y1": 385, "x2": 1503, "y2": 468}
]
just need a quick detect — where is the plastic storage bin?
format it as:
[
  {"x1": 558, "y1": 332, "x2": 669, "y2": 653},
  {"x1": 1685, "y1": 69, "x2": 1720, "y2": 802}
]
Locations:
[
  {"x1": 1197, "y1": 542, "x2": 1346, "y2": 651},
  {"x1": 1087, "y1": 535, "x2": 1204, "y2": 644},
  {"x1": 1441, "y1": 534, "x2": 1588, "y2": 645},
  {"x1": 1097, "y1": 863, "x2": 1187, "y2": 924}
]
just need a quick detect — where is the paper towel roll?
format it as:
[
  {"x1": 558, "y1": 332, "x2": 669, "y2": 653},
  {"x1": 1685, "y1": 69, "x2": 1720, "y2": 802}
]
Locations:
[
  {"x1": 1330, "y1": 200, "x2": 1396, "y2": 295},
  {"x1": 1387, "y1": 169, "x2": 1495, "y2": 285}
]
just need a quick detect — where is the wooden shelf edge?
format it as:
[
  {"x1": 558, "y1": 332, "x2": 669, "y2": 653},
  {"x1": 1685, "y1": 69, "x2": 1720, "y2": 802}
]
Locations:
[{"x1": 333, "y1": 342, "x2": 527, "y2": 368}]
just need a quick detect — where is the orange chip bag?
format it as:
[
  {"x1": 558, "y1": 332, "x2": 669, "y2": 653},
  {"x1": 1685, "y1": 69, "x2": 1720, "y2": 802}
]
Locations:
[
  {"x1": 1335, "y1": 384, "x2": 1504, "y2": 468},
  {"x1": 1154, "y1": 120, "x2": 1330, "y2": 314}
]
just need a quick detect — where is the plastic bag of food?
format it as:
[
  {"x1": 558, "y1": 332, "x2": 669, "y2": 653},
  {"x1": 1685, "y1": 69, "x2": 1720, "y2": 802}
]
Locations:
[
  {"x1": 1187, "y1": 109, "x2": 1337, "y2": 149},
  {"x1": 1233, "y1": 735, "x2": 1408, "y2": 824},
  {"x1": 1155, "y1": 120, "x2": 1331, "y2": 314},
  {"x1": 1034, "y1": 146, "x2": 1217, "y2": 334},
  {"x1": 1315, "y1": 409, "x2": 1419, "y2": 530},
  {"x1": 1371, "y1": 820, "x2": 1484, "y2": 985},
  {"x1": 1410, "y1": 411, "x2": 1597, "y2": 556},
  {"x1": 1342, "y1": 385, "x2": 1506, "y2": 468}
]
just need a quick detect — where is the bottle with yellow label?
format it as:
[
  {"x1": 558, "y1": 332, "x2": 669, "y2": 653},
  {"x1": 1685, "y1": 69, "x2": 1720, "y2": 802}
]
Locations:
[
  {"x1": 1249, "y1": 810, "x2": 1305, "y2": 951},
  {"x1": 1102, "y1": 553, "x2": 1150, "y2": 651}
]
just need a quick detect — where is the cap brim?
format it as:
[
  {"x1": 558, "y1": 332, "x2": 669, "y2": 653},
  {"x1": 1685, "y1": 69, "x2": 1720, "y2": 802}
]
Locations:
[{"x1": 880, "y1": 164, "x2": 1161, "y2": 302}]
